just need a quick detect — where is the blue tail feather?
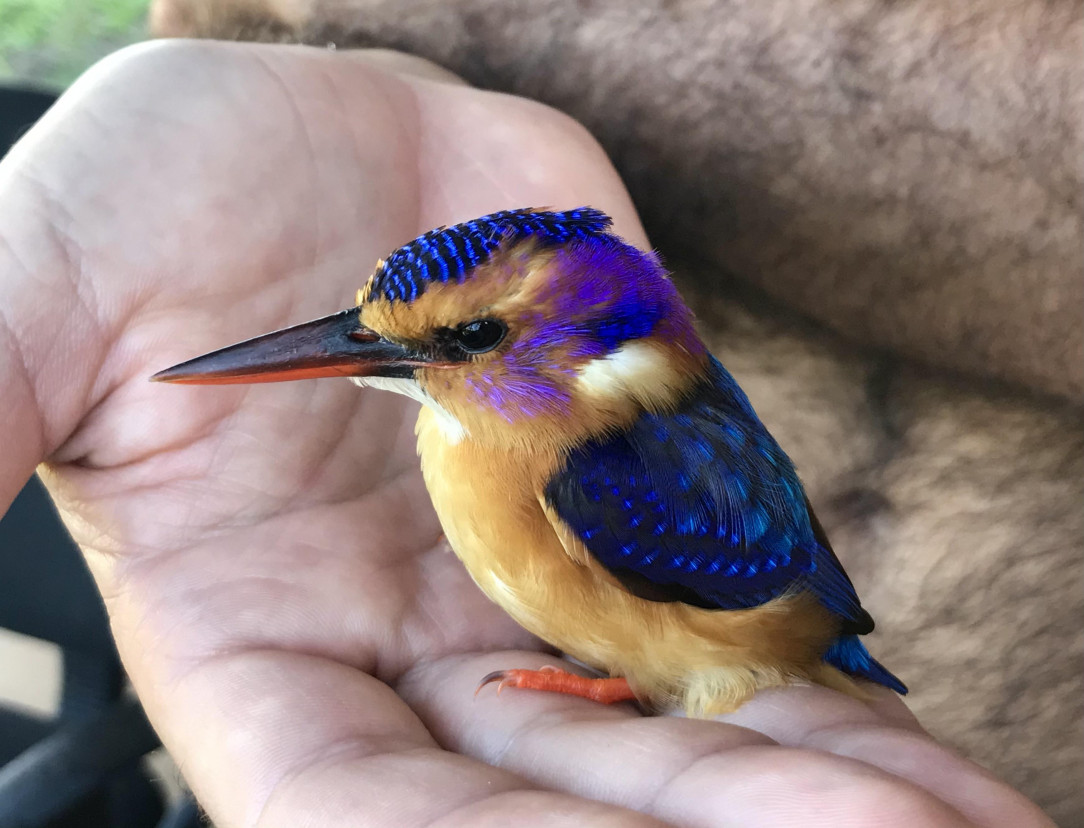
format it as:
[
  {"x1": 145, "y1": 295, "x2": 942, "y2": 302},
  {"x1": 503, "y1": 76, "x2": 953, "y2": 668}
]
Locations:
[{"x1": 824, "y1": 634, "x2": 908, "y2": 695}]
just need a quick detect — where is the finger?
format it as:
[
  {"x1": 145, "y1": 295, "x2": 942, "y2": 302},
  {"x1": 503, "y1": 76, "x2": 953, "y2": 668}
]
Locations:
[
  {"x1": 715, "y1": 686, "x2": 1053, "y2": 828},
  {"x1": 399, "y1": 651, "x2": 768, "y2": 817},
  {"x1": 142, "y1": 648, "x2": 668, "y2": 828},
  {"x1": 803, "y1": 724, "x2": 1056, "y2": 828},
  {"x1": 714, "y1": 683, "x2": 926, "y2": 739},
  {"x1": 351, "y1": 48, "x2": 471, "y2": 85},
  {"x1": 7, "y1": 40, "x2": 646, "y2": 475},
  {"x1": 400, "y1": 653, "x2": 979, "y2": 828},
  {"x1": 399, "y1": 63, "x2": 649, "y2": 252}
]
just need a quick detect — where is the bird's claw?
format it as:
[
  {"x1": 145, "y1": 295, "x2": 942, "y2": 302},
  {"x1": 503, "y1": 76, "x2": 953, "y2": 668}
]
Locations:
[
  {"x1": 476, "y1": 667, "x2": 557, "y2": 697},
  {"x1": 476, "y1": 669, "x2": 514, "y2": 697},
  {"x1": 474, "y1": 666, "x2": 637, "y2": 704}
]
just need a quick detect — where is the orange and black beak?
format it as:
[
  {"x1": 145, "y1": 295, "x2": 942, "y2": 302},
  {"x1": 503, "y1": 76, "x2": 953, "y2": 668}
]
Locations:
[{"x1": 151, "y1": 308, "x2": 430, "y2": 385}]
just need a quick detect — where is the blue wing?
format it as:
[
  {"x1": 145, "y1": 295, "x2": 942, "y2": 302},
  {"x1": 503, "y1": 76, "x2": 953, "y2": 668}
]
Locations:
[{"x1": 544, "y1": 357, "x2": 874, "y2": 634}]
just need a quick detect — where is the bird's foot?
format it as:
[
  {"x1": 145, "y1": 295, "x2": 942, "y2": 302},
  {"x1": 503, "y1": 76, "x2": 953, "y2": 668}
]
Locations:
[{"x1": 476, "y1": 665, "x2": 636, "y2": 704}]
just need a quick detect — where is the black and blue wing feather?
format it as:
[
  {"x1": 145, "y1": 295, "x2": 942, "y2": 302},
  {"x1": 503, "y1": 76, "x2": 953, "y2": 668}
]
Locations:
[{"x1": 545, "y1": 357, "x2": 906, "y2": 693}]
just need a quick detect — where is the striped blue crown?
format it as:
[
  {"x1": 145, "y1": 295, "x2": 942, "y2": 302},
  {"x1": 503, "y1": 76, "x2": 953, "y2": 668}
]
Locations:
[{"x1": 368, "y1": 207, "x2": 613, "y2": 304}]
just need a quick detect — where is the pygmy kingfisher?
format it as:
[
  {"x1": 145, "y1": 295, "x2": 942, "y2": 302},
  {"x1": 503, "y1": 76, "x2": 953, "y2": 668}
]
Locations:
[{"x1": 154, "y1": 208, "x2": 906, "y2": 714}]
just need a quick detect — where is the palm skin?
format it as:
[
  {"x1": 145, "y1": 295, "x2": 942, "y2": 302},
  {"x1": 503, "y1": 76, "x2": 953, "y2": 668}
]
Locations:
[{"x1": 0, "y1": 41, "x2": 1051, "y2": 828}]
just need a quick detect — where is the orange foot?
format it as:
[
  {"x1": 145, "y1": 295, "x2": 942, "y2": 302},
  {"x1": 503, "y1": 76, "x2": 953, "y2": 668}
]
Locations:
[{"x1": 477, "y1": 665, "x2": 636, "y2": 704}]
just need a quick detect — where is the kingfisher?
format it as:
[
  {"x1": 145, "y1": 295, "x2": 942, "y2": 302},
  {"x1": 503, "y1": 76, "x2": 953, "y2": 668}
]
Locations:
[{"x1": 153, "y1": 207, "x2": 906, "y2": 715}]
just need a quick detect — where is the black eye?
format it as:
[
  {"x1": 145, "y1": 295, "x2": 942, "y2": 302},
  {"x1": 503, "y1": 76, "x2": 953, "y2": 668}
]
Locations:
[{"x1": 454, "y1": 319, "x2": 506, "y2": 354}]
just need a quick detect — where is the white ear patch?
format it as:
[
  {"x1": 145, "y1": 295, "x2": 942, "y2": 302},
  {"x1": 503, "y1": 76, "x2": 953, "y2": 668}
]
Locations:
[
  {"x1": 575, "y1": 341, "x2": 673, "y2": 400},
  {"x1": 351, "y1": 376, "x2": 468, "y2": 444}
]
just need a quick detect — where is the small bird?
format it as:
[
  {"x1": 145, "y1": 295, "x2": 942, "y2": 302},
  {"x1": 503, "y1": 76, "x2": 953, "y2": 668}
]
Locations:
[{"x1": 154, "y1": 207, "x2": 906, "y2": 715}]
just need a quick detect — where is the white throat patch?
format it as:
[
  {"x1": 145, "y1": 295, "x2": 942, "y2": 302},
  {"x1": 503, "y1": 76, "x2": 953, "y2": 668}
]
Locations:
[
  {"x1": 575, "y1": 341, "x2": 671, "y2": 399},
  {"x1": 350, "y1": 376, "x2": 468, "y2": 444}
]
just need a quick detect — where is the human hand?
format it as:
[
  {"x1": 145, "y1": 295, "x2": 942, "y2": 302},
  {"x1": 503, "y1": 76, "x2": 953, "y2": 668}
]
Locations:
[{"x1": 0, "y1": 42, "x2": 1052, "y2": 827}]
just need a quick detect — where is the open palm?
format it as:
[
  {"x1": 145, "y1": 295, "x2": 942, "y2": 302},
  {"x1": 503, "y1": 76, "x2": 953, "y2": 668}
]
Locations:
[{"x1": 0, "y1": 41, "x2": 1049, "y2": 828}]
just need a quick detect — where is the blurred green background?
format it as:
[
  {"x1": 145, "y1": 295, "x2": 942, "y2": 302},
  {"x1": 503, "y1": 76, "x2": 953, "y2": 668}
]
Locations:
[{"x1": 0, "y1": 0, "x2": 149, "y2": 88}]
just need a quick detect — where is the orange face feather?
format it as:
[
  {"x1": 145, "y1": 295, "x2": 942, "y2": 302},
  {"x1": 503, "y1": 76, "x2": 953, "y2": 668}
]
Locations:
[{"x1": 358, "y1": 236, "x2": 708, "y2": 452}]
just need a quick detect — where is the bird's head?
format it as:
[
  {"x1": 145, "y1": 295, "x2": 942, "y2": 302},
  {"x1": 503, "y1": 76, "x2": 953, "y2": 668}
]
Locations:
[{"x1": 154, "y1": 208, "x2": 708, "y2": 450}]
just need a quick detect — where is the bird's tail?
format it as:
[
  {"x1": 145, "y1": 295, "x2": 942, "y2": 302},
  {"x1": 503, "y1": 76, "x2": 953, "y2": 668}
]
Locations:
[{"x1": 823, "y1": 634, "x2": 908, "y2": 695}]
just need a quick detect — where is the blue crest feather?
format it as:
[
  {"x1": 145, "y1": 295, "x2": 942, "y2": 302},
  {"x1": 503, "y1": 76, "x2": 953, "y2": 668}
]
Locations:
[{"x1": 369, "y1": 207, "x2": 614, "y2": 303}]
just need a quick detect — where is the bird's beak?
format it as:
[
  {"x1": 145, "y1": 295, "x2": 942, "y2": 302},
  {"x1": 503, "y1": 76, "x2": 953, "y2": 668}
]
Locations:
[{"x1": 151, "y1": 308, "x2": 430, "y2": 385}]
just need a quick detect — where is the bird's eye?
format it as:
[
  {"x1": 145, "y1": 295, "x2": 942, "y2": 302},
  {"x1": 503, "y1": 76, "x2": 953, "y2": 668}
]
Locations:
[{"x1": 454, "y1": 319, "x2": 506, "y2": 354}]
